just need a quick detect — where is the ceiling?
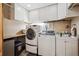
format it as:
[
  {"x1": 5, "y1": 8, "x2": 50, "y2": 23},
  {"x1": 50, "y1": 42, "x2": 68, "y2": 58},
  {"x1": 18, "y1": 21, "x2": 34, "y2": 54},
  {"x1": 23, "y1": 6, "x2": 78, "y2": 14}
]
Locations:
[{"x1": 17, "y1": 3, "x2": 55, "y2": 11}]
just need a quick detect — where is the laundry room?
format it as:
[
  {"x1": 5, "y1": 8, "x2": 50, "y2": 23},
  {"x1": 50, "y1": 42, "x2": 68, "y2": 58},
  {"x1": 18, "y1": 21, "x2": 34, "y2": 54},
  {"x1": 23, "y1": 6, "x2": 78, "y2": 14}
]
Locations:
[{"x1": 0, "y1": 3, "x2": 79, "y2": 56}]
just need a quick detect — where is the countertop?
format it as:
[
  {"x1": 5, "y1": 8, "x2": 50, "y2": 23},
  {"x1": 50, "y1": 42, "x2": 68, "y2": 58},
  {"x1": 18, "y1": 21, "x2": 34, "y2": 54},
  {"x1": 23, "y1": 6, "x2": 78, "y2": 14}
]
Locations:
[
  {"x1": 3, "y1": 34, "x2": 26, "y2": 40},
  {"x1": 39, "y1": 33, "x2": 77, "y2": 38},
  {"x1": 39, "y1": 33, "x2": 55, "y2": 35}
]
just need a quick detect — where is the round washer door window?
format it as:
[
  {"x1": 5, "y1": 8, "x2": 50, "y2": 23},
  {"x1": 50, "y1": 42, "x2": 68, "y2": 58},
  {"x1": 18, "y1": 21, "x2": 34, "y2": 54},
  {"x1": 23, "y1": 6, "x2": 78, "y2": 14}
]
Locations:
[{"x1": 26, "y1": 28, "x2": 36, "y2": 40}]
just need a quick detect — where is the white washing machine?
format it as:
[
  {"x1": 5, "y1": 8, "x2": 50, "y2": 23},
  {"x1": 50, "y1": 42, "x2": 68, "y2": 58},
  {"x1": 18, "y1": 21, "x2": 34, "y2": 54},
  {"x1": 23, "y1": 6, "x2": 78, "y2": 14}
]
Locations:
[{"x1": 25, "y1": 25, "x2": 40, "y2": 54}]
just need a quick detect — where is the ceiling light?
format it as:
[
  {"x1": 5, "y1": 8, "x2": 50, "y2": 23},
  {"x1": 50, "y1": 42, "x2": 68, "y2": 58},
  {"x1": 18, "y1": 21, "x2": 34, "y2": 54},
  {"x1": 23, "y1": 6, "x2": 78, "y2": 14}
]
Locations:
[{"x1": 27, "y1": 4, "x2": 31, "y2": 7}]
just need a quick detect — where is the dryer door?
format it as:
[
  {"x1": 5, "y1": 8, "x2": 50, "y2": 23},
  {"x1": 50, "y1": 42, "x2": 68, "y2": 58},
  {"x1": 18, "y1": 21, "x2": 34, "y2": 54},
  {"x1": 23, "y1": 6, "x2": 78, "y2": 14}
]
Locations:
[{"x1": 26, "y1": 28, "x2": 36, "y2": 40}]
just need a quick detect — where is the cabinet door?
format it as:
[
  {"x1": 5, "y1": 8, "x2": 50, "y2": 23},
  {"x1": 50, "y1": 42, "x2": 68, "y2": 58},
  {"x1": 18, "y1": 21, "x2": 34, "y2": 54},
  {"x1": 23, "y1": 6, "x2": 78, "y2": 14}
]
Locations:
[
  {"x1": 39, "y1": 8, "x2": 47, "y2": 22},
  {"x1": 3, "y1": 39, "x2": 14, "y2": 56},
  {"x1": 38, "y1": 35, "x2": 52, "y2": 56},
  {"x1": 0, "y1": 4, "x2": 3, "y2": 56},
  {"x1": 46, "y1": 4, "x2": 57, "y2": 21},
  {"x1": 39, "y1": 4, "x2": 58, "y2": 22},
  {"x1": 56, "y1": 37, "x2": 66, "y2": 56},
  {"x1": 58, "y1": 3, "x2": 67, "y2": 19},
  {"x1": 66, "y1": 37, "x2": 78, "y2": 56},
  {"x1": 29, "y1": 10, "x2": 40, "y2": 23}
]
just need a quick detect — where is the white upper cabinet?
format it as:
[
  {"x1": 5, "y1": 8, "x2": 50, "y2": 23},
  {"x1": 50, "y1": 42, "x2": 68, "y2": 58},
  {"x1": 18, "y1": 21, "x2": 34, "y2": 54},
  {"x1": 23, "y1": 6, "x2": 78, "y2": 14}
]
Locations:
[
  {"x1": 39, "y1": 4, "x2": 58, "y2": 22},
  {"x1": 58, "y1": 3, "x2": 67, "y2": 19},
  {"x1": 15, "y1": 3, "x2": 79, "y2": 23},
  {"x1": 67, "y1": 10, "x2": 79, "y2": 17},
  {"x1": 39, "y1": 7, "x2": 47, "y2": 22},
  {"x1": 29, "y1": 10, "x2": 41, "y2": 23},
  {"x1": 66, "y1": 3, "x2": 79, "y2": 17},
  {"x1": 15, "y1": 4, "x2": 28, "y2": 22},
  {"x1": 58, "y1": 3, "x2": 79, "y2": 19},
  {"x1": 46, "y1": 4, "x2": 58, "y2": 21}
]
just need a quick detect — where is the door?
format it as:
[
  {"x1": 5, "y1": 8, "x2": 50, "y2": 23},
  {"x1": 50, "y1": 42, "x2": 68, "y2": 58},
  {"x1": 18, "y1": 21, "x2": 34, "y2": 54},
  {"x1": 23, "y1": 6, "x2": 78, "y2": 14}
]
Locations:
[
  {"x1": 38, "y1": 35, "x2": 52, "y2": 56},
  {"x1": 56, "y1": 36, "x2": 66, "y2": 56},
  {"x1": 66, "y1": 37, "x2": 78, "y2": 56}
]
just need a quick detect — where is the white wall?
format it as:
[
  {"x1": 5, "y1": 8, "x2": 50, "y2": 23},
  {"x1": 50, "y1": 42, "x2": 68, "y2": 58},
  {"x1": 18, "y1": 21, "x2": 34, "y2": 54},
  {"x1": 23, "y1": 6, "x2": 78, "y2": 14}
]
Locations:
[
  {"x1": 15, "y1": 4, "x2": 29, "y2": 22},
  {"x1": 3, "y1": 18, "x2": 26, "y2": 38},
  {"x1": 29, "y1": 9, "x2": 40, "y2": 23},
  {"x1": 71, "y1": 17, "x2": 79, "y2": 36}
]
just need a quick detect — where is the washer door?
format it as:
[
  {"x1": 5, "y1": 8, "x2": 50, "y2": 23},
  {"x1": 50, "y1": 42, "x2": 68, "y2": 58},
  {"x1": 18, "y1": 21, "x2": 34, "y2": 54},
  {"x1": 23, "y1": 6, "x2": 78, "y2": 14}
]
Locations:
[{"x1": 26, "y1": 28, "x2": 36, "y2": 40}]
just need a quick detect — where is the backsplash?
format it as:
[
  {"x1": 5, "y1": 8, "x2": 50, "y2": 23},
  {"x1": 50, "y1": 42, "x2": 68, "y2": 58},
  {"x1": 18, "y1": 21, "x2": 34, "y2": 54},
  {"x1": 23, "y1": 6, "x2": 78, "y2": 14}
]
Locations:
[{"x1": 47, "y1": 20, "x2": 71, "y2": 33}]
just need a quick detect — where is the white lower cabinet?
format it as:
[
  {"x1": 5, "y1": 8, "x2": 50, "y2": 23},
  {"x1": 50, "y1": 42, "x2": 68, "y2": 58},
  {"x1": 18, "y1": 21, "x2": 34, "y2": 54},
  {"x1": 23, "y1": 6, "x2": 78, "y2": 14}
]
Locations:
[
  {"x1": 38, "y1": 35, "x2": 78, "y2": 56},
  {"x1": 66, "y1": 37, "x2": 78, "y2": 56},
  {"x1": 56, "y1": 36, "x2": 78, "y2": 56},
  {"x1": 38, "y1": 35, "x2": 55, "y2": 56},
  {"x1": 56, "y1": 37, "x2": 66, "y2": 56}
]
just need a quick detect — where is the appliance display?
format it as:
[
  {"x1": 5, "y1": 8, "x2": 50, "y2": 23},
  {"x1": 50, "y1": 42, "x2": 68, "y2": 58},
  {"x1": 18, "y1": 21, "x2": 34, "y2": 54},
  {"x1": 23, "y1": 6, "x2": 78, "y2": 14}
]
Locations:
[
  {"x1": 15, "y1": 40, "x2": 23, "y2": 56},
  {"x1": 25, "y1": 25, "x2": 40, "y2": 54},
  {"x1": 15, "y1": 36, "x2": 25, "y2": 56}
]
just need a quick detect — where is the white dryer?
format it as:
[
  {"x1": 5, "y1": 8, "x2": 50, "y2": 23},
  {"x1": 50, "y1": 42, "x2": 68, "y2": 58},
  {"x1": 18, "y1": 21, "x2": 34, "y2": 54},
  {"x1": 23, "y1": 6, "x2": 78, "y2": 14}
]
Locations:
[{"x1": 26, "y1": 25, "x2": 40, "y2": 54}]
